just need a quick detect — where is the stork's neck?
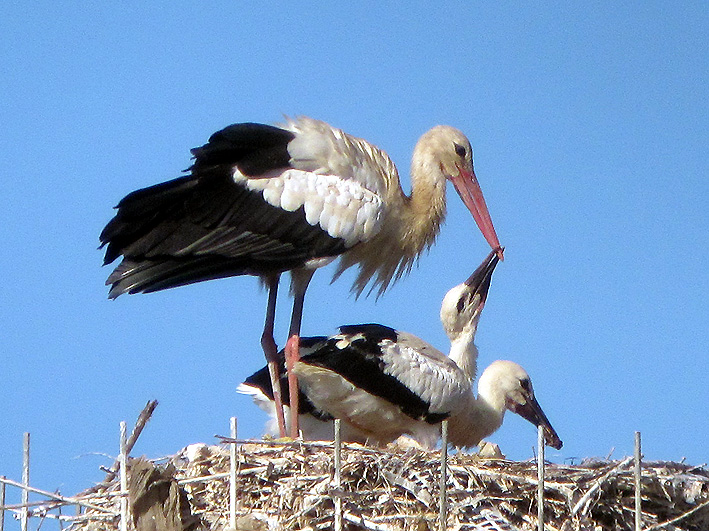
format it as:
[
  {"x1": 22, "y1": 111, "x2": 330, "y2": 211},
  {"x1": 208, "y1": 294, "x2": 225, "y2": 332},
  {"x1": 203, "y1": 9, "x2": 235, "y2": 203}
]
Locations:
[
  {"x1": 448, "y1": 330, "x2": 479, "y2": 383},
  {"x1": 403, "y1": 154, "x2": 448, "y2": 254},
  {"x1": 333, "y1": 153, "x2": 448, "y2": 297},
  {"x1": 446, "y1": 388, "x2": 506, "y2": 449}
]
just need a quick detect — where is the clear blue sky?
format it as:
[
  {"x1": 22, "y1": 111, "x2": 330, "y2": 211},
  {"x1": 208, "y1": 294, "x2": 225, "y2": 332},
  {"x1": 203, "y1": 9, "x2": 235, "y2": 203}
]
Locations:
[{"x1": 1, "y1": 2, "x2": 707, "y2": 522}]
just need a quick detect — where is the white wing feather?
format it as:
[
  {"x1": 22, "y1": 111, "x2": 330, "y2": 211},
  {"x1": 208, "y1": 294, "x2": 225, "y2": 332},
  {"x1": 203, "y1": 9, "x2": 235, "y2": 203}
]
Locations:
[
  {"x1": 234, "y1": 169, "x2": 384, "y2": 247},
  {"x1": 283, "y1": 116, "x2": 396, "y2": 195},
  {"x1": 379, "y1": 337, "x2": 471, "y2": 415}
]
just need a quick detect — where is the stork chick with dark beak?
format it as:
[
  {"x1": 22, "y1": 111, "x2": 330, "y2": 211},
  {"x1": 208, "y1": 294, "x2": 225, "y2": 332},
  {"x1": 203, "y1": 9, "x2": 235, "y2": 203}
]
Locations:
[{"x1": 241, "y1": 250, "x2": 562, "y2": 450}]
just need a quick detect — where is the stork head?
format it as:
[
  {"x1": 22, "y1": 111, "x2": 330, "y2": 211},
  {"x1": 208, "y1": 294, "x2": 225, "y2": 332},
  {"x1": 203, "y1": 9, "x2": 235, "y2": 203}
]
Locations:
[
  {"x1": 440, "y1": 249, "x2": 500, "y2": 341},
  {"x1": 415, "y1": 126, "x2": 503, "y2": 261},
  {"x1": 478, "y1": 360, "x2": 563, "y2": 449}
]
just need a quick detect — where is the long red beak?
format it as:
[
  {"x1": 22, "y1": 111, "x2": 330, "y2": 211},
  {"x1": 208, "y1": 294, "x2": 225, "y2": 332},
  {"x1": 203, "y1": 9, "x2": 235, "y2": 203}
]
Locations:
[{"x1": 451, "y1": 165, "x2": 504, "y2": 261}]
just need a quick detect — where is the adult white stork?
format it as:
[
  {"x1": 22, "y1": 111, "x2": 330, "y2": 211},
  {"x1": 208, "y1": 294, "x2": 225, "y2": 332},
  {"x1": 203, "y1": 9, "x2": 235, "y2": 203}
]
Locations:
[
  {"x1": 100, "y1": 116, "x2": 503, "y2": 438},
  {"x1": 240, "y1": 250, "x2": 562, "y2": 450}
]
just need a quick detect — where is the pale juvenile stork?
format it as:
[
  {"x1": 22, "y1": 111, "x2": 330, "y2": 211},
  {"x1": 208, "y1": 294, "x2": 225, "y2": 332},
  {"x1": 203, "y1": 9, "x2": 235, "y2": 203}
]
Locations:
[
  {"x1": 240, "y1": 250, "x2": 562, "y2": 450},
  {"x1": 100, "y1": 116, "x2": 503, "y2": 438}
]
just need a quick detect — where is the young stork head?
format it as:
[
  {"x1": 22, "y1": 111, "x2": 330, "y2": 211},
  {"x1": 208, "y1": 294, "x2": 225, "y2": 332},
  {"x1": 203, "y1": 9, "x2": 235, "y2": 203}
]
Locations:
[
  {"x1": 477, "y1": 360, "x2": 563, "y2": 449},
  {"x1": 438, "y1": 249, "x2": 500, "y2": 380},
  {"x1": 440, "y1": 249, "x2": 500, "y2": 340}
]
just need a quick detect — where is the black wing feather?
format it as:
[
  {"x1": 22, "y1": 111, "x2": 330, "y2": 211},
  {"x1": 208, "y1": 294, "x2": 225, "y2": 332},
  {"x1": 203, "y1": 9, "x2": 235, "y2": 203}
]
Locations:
[
  {"x1": 190, "y1": 122, "x2": 295, "y2": 176},
  {"x1": 245, "y1": 329, "x2": 449, "y2": 424},
  {"x1": 300, "y1": 326, "x2": 448, "y2": 424},
  {"x1": 100, "y1": 123, "x2": 348, "y2": 297},
  {"x1": 337, "y1": 323, "x2": 398, "y2": 343}
]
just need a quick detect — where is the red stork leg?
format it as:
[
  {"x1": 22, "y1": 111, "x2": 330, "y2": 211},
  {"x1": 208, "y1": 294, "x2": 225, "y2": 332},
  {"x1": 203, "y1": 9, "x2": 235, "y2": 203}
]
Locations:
[
  {"x1": 260, "y1": 274, "x2": 287, "y2": 438},
  {"x1": 286, "y1": 269, "x2": 315, "y2": 439},
  {"x1": 284, "y1": 335, "x2": 300, "y2": 439}
]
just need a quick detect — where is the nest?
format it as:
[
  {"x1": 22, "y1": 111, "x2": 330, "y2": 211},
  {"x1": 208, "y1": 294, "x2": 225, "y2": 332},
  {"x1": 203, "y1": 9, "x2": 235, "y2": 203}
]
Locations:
[{"x1": 63, "y1": 440, "x2": 708, "y2": 531}]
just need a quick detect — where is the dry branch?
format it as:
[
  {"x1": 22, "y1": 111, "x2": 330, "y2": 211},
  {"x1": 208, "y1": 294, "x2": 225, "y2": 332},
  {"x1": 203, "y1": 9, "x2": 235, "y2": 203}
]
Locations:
[
  {"x1": 82, "y1": 400, "x2": 159, "y2": 497},
  {"x1": 0, "y1": 476, "x2": 115, "y2": 515},
  {"x1": 644, "y1": 499, "x2": 709, "y2": 531},
  {"x1": 571, "y1": 455, "x2": 634, "y2": 516}
]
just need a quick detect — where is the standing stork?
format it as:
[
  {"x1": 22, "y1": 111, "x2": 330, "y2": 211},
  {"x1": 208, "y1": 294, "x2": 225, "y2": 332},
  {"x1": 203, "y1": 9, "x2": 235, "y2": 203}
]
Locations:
[
  {"x1": 241, "y1": 250, "x2": 562, "y2": 450},
  {"x1": 100, "y1": 116, "x2": 503, "y2": 438}
]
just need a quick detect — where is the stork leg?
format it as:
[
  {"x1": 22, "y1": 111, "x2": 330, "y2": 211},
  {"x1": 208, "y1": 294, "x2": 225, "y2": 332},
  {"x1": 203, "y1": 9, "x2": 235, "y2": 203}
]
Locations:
[
  {"x1": 284, "y1": 335, "x2": 300, "y2": 439},
  {"x1": 286, "y1": 269, "x2": 315, "y2": 439},
  {"x1": 261, "y1": 273, "x2": 287, "y2": 438}
]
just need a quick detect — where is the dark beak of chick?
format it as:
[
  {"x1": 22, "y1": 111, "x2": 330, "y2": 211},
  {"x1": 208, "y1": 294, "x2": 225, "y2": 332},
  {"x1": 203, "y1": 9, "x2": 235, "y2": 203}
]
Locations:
[{"x1": 510, "y1": 393, "x2": 563, "y2": 450}]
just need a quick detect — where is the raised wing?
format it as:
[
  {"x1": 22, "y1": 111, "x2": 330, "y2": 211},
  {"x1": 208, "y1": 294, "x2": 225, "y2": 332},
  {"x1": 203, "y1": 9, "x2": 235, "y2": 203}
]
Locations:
[{"x1": 100, "y1": 120, "x2": 388, "y2": 297}]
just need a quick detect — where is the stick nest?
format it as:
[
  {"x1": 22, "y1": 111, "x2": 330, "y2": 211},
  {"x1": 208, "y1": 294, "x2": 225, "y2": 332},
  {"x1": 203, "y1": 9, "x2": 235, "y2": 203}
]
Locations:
[{"x1": 65, "y1": 441, "x2": 708, "y2": 531}]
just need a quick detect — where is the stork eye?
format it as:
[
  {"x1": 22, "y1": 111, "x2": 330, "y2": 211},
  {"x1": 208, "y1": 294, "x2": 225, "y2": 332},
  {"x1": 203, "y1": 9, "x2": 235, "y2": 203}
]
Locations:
[
  {"x1": 457, "y1": 296, "x2": 466, "y2": 312},
  {"x1": 520, "y1": 378, "x2": 532, "y2": 393},
  {"x1": 456, "y1": 292, "x2": 473, "y2": 312},
  {"x1": 454, "y1": 143, "x2": 467, "y2": 158}
]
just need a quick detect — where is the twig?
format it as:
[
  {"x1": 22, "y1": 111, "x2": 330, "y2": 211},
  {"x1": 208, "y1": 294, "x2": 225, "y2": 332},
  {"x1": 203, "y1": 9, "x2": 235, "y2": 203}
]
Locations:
[
  {"x1": 538, "y1": 425, "x2": 545, "y2": 531},
  {"x1": 439, "y1": 420, "x2": 448, "y2": 531},
  {"x1": 100, "y1": 400, "x2": 158, "y2": 486},
  {"x1": 176, "y1": 462, "x2": 304, "y2": 485},
  {"x1": 118, "y1": 422, "x2": 128, "y2": 531},
  {"x1": 21, "y1": 433, "x2": 29, "y2": 531},
  {"x1": 334, "y1": 419, "x2": 342, "y2": 531},
  {"x1": 571, "y1": 456, "x2": 634, "y2": 516},
  {"x1": 643, "y1": 499, "x2": 709, "y2": 530},
  {"x1": 0, "y1": 477, "x2": 115, "y2": 514},
  {"x1": 57, "y1": 490, "x2": 64, "y2": 531},
  {"x1": 635, "y1": 431, "x2": 642, "y2": 531},
  {"x1": 6, "y1": 510, "x2": 116, "y2": 523},
  {"x1": 178, "y1": 472, "x2": 230, "y2": 485},
  {"x1": 450, "y1": 464, "x2": 574, "y2": 498},
  {"x1": 342, "y1": 510, "x2": 394, "y2": 530},
  {"x1": 215, "y1": 436, "x2": 386, "y2": 454},
  {"x1": 687, "y1": 464, "x2": 708, "y2": 474},
  {"x1": 1, "y1": 475, "x2": 5, "y2": 531},
  {"x1": 229, "y1": 417, "x2": 237, "y2": 531}
]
